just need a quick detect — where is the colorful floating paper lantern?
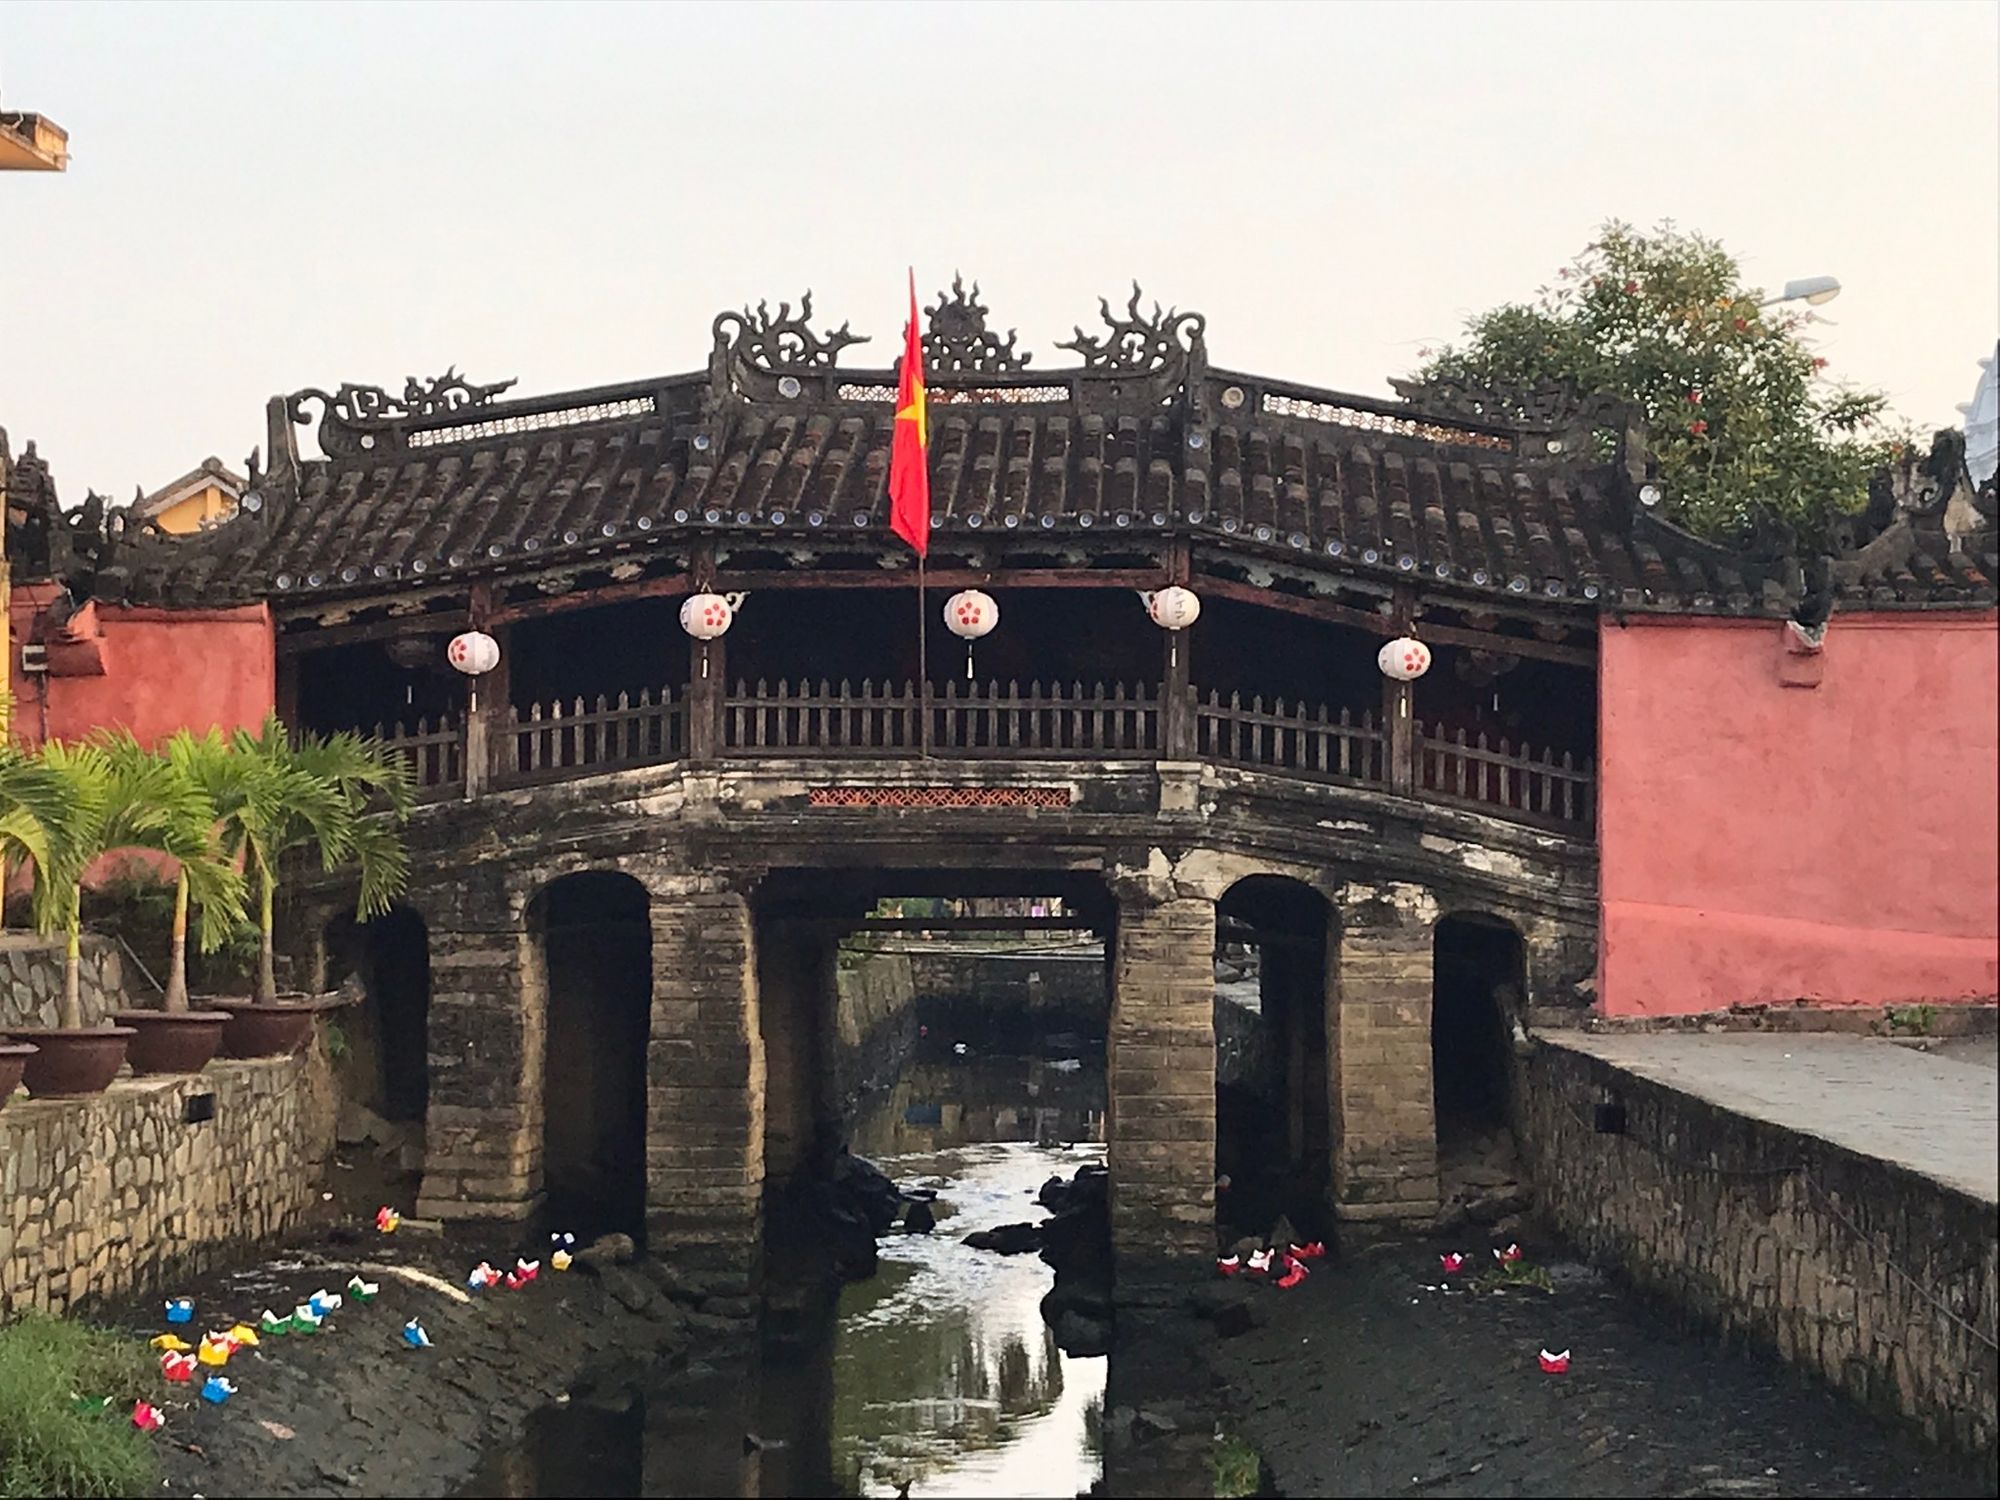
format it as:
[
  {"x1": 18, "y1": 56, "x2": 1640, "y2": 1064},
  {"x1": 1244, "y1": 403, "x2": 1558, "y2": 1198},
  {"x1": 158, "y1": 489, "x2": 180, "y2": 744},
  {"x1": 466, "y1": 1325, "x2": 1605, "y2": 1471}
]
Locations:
[
  {"x1": 200, "y1": 1376, "x2": 237, "y2": 1405},
  {"x1": 375, "y1": 1206, "x2": 401, "y2": 1234},
  {"x1": 1538, "y1": 1348, "x2": 1571, "y2": 1374},
  {"x1": 160, "y1": 1352, "x2": 197, "y2": 1383},
  {"x1": 347, "y1": 1276, "x2": 379, "y2": 1303},
  {"x1": 1144, "y1": 586, "x2": 1201, "y2": 631},
  {"x1": 446, "y1": 630, "x2": 500, "y2": 677},
  {"x1": 1376, "y1": 636, "x2": 1432, "y2": 681},
  {"x1": 132, "y1": 1401, "x2": 165, "y2": 1432},
  {"x1": 403, "y1": 1318, "x2": 432, "y2": 1349},
  {"x1": 164, "y1": 1298, "x2": 194, "y2": 1325}
]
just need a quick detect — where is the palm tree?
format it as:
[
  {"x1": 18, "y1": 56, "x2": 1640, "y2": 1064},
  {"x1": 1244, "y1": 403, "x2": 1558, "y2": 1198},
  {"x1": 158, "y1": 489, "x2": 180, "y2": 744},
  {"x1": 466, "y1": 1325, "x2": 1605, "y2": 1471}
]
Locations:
[
  {"x1": 102, "y1": 731, "x2": 247, "y2": 1012},
  {"x1": 35, "y1": 738, "x2": 247, "y2": 1028},
  {"x1": 198, "y1": 717, "x2": 412, "y2": 1004},
  {"x1": 0, "y1": 744, "x2": 91, "y2": 949}
]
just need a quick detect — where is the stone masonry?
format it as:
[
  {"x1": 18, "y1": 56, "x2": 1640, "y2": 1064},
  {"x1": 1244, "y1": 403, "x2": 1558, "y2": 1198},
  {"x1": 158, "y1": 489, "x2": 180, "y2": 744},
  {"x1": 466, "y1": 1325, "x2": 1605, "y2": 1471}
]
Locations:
[
  {"x1": 1330, "y1": 881, "x2": 1442, "y2": 1219},
  {"x1": 0, "y1": 932, "x2": 129, "y2": 1030},
  {"x1": 1517, "y1": 1037, "x2": 1998, "y2": 1479},
  {"x1": 1, "y1": 1046, "x2": 335, "y2": 1315},
  {"x1": 645, "y1": 885, "x2": 765, "y2": 1283},
  {"x1": 1107, "y1": 890, "x2": 1217, "y2": 1274}
]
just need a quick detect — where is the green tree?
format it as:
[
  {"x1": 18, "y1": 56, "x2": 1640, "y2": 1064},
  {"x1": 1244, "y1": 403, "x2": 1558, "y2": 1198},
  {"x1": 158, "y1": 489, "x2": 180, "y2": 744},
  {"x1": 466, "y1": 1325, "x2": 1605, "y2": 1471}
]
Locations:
[
  {"x1": 33, "y1": 738, "x2": 248, "y2": 1028},
  {"x1": 194, "y1": 717, "x2": 412, "y2": 1003},
  {"x1": 0, "y1": 746, "x2": 91, "y2": 945},
  {"x1": 100, "y1": 731, "x2": 248, "y2": 1012},
  {"x1": 1413, "y1": 219, "x2": 1894, "y2": 548}
]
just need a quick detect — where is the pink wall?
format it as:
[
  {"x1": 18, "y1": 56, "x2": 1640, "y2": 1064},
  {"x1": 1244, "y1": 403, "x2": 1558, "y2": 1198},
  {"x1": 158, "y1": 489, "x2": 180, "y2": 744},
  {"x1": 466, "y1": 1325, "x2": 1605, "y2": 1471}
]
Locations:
[
  {"x1": 9, "y1": 587, "x2": 276, "y2": 750},
  {"x1": 1598, "y1": 612, "x2": 1999, "y2": 1016}
]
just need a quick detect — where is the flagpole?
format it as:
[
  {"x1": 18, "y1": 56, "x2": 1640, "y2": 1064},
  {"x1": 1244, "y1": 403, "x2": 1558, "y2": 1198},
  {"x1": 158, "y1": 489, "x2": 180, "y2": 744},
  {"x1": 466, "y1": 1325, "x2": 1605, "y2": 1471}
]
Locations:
[{"x1": 917, "y1": 551, "x2": 931, "y2": 759}]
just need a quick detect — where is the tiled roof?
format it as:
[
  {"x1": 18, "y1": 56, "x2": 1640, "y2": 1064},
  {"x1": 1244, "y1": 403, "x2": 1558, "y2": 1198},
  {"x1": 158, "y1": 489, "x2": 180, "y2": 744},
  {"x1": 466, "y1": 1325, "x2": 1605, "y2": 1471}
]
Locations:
[{"x1": 83, "y1": 285, "x2": 1999, "y2": 618}]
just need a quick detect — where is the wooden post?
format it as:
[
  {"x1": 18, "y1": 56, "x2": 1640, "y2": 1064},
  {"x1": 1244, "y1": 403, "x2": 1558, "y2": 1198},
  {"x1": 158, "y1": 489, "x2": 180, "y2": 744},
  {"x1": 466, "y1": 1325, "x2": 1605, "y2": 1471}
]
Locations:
[
  {"x1": 688, "y1": 637, "x2": 725, "y2": 764},
  {"x1": 463, "y1": 586, "x2": 505, "y2": 800},
  {"x1": 1384, "y1": 584, "x2": 1416, "y2": 796},
  {"x1": 1160, "y1": 541, "x2": 1193, "y2": 758}
]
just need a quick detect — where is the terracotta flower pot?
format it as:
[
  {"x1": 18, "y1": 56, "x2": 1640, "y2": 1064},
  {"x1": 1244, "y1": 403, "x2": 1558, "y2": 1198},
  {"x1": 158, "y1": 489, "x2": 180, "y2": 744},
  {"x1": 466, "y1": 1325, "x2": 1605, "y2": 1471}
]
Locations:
[
  {"x1": 211, "y1": 998, "x2": 318, "y2": 1059},
  {"x1": 0, "y1": 1042, "x2": 36, "y2": 1109},
  {"x1": 115, "y1": 1010, "x2": 232, "y2": 1075},
  {"x1": 3, "y1": 1027, "x2": 135, "y2": 1098}
]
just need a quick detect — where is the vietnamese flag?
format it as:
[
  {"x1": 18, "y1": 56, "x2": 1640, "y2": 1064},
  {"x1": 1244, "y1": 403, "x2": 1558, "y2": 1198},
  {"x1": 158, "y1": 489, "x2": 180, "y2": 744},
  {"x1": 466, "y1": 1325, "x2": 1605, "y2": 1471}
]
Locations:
[{"x1": 888, "y1": 269, "x2": 930, "y2": 556}]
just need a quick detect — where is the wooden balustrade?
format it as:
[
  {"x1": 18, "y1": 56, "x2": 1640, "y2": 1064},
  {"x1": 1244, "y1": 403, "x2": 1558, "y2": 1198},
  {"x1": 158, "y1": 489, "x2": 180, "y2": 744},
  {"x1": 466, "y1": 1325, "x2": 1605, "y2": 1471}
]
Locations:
[
  {"x1": 1416, "y1": 720, "x2": 1594, "y2": 831},
  {"x1": 368, "y1": 716, "x2": 464, "y2": 796},
  {"x1": 723, "y1": 678, "x2": 1160, "y2": 758},
  {"x1": 1196, "y1": 692, "x2": 1385, "y2": 787},
  {"x1": 503, "y1": 689, "x2": 685, "y2": 785},
  {"x1": 363, "y1": 684, "x2": 1595, "y2": 832}
]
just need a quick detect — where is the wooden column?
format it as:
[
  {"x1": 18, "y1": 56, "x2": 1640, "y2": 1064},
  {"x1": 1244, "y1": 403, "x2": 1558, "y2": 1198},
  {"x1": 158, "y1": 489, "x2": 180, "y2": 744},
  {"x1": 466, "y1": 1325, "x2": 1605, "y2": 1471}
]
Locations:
[
  {"x1": 1161, "y1": 624, "x2": 1193, "y2": 758},
  {"x1": 464, "y1": 588, "x2": 506, "y2": 800},
  {"x1": 1384, "y1": 585, "x2": 1416, "y2": 795},
  {"x1": 687, "y1": 636, "x2": 725, "y2": 766},
  {"x1": 1159, "y1": 542, "x2": 1194, "y2": 759}
]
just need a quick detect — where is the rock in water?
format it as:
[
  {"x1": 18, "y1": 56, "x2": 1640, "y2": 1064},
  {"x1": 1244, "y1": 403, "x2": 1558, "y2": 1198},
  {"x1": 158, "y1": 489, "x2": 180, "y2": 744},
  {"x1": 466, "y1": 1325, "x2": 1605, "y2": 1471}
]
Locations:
[
  {"x1": 903, "y1": 1199, "x2": 936, "y2": 1235},
  {"x1": 964, "y1": 1222, "x2": 1043, "y2": 1255},
  {"x1": 574, "y1": 1232, "x2": 638, "y2": 1272}
]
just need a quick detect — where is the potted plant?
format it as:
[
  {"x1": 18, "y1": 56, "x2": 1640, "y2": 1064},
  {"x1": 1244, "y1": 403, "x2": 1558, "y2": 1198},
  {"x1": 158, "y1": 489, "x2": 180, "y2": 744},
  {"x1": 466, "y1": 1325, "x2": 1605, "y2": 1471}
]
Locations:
[
  {"x1": 92, "y1": 731, "x2": 249, "y2": 1074},
  {"x1": 1, "y1": 741, "x2": 135, "y2": 1097},
  {"x1": 198, "y1": 717, "x2": 411, "y2": 1057}
]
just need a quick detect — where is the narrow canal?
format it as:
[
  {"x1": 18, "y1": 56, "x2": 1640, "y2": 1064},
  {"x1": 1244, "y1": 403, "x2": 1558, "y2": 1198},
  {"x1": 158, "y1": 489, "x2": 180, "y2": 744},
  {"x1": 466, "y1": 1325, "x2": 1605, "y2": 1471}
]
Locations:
[
  {"x1": 465, "y1": 1042, "x2": 1983, "y2": 1500},
  {"x1": 468, "y1": 1050, "x2": 1116, "y2": 1498}
]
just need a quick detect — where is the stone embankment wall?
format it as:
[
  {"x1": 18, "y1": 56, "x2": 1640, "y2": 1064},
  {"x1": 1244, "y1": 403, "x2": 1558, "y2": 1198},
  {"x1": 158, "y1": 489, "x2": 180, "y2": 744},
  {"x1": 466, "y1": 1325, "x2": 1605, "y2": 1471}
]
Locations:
[
  {"x1": 828, "y1": 947, "x2": 918, "y2": 1117},
  {"x1": 906, "y1": 944, "x2": 1105, "y2": 1021},
  {"x1": 1, "y1": 1045, "x2": 336, "y2": 1315},
  {"x1": 0, "y1": 932, "x2": 131, "y2": 1029},
  {"x1": 1517, "y1": 1040, "x2": 1997, "y2": 1477}
]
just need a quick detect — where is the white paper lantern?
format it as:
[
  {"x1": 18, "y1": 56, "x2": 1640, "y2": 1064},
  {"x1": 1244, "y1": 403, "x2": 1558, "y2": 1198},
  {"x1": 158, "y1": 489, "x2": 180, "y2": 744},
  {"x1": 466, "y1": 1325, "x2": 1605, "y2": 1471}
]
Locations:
[
  {"x1": 944, "y1": 590, "x2": 999, "y2": 641},
  {"x1": 1377, "y1": 636, "x2": 1432, "y2": 681},
  {"x1": 679, "y1": 592, "x2": 735, "y2": 640},
  {"x1": 1145, "y1": 586, "x2": 1201, "y2": 631},
  {"x1": 446, "y1": 630, "x2": 500, "y2": 676}
]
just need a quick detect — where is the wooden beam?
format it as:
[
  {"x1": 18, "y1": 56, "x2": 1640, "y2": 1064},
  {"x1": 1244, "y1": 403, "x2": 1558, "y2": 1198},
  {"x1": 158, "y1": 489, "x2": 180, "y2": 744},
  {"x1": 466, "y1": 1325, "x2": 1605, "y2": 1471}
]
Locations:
[
  {"x1": 277, "y1": 610, "x2": 471, "y2": 655},
  {"x1": 715, "y1": 566, "x2": 1172, "y2": 593},
  {"x1": 1193, "y1": 573, "x2": 1595, "y2": 666}
]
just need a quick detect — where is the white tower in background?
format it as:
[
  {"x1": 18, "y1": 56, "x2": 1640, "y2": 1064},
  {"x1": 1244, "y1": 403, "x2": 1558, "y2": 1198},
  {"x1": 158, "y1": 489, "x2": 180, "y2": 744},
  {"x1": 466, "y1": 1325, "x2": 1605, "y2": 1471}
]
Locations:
[{"x1": 1959, "y1": 343, "x2": 1998, "y2": 489}]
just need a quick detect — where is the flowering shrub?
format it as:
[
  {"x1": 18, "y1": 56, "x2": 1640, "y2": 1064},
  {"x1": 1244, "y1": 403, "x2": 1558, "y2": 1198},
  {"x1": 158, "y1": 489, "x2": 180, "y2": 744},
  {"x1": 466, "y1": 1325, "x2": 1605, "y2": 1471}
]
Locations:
[{"x1": 1415, "y1": 220, "x2": 1895, "y2": 549}]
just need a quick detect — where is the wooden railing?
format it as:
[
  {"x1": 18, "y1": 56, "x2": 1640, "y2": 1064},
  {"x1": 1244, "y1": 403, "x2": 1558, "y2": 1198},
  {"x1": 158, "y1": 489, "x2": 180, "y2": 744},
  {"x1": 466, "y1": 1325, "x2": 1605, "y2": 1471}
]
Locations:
[
  {"x1": 503, "y1": 689, "x2": 685, "y2": 785},
  {"x1": 368, "y1": 715, "x2": 464, "y2": 798},
  {"x1": 1196, "y1": 693, "x2": 1385, "y2": 787},
  {"x1": 1417, "y1": 721, "x2": 1594, "y2": 831},
  {"x1": 368, "y1": 681, "x2": 1594, "y2": 832},
  {"x1": 723, "y1": 678, "x2": 1160, "y2": 758}
]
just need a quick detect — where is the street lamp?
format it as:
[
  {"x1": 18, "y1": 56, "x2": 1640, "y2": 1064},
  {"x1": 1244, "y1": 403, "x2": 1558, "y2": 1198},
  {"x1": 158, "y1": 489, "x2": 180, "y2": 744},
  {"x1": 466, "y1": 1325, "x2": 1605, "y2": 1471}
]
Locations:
[{"x1": 1758, "y1": 276, "x2": 1841, "y2": 309}]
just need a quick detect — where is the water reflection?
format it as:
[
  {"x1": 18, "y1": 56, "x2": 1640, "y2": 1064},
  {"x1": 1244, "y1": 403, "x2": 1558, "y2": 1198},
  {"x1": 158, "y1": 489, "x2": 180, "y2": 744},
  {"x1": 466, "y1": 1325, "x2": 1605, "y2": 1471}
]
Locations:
[{"x1": 474, "y1": 1054, "x2": 1115, "y2": 1499}]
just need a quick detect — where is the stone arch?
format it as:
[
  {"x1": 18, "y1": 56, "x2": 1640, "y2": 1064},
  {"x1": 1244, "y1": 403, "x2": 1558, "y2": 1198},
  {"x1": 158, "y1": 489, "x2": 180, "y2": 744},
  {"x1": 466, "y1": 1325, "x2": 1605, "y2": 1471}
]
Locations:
[
  {"x1": 1431, "y1": 910, "x2": 1527, "y2": 1138},
  {"x1": 1214, "y1": 873, "x2": 1334, "y2": 1242},
  {"x1": 322, "y1": 902, "x2": 433, "y2": 1127},
  {"x1": 526, "y1": 869, "x2": 653, "y2": 1235}
]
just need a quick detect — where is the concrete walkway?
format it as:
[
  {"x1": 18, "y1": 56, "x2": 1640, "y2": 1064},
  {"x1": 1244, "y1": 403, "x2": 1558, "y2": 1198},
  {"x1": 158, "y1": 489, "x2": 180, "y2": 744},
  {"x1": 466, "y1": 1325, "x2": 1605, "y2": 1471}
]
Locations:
[{"x1": 1546, "y1": 1031, "x2": 1999, "y2": 1204}]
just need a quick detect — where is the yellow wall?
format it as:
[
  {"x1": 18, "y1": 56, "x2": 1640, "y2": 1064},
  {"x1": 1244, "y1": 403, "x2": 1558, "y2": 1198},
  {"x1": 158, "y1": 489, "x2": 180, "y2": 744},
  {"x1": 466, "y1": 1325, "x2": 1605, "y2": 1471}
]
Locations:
[{"x1": 150, "y1": 481, "x2": 236, "y2": 534}]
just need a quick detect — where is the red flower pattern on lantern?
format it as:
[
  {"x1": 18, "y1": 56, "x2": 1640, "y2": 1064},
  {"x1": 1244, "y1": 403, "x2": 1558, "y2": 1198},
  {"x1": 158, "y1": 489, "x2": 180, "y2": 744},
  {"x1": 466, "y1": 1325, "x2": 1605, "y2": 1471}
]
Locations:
[
  {"x1": 446, "y1": 630, "x2": 500, "y2": 676},
  {"x1": 679, "y1": 593, "x2": 735, "y2": 640},
  {"x1": 943, "y1": 590, "x2": 998, "y2": 641},
  {"x1": 1376, "y1": 636, "x2": 1431, "y2": 682}
]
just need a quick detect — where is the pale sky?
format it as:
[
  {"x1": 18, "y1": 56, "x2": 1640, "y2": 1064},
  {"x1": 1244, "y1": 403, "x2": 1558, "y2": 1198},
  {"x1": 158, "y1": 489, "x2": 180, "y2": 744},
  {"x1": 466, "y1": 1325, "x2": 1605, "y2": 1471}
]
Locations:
[{"x1": 3, "y1": 0, "x2": 1995, "y2": 503}]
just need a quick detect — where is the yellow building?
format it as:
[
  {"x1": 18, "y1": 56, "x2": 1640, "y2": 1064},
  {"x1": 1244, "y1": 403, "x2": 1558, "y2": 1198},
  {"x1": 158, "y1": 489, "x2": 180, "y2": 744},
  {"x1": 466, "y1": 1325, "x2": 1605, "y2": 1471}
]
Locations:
[
  {"x1": 0, "y1": 110, "x2": 67, "y2": 172},
  {"x1": 138, "y1": 457, "x2": 245, "y2": 534}
]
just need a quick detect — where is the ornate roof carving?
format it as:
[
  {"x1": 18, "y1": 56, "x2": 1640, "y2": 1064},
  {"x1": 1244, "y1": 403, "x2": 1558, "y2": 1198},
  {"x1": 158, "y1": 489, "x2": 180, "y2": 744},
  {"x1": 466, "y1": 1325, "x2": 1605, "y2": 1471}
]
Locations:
[
  {"x1": 287, "y1": 368, "x2": 518, "y2": 459},
  {"x1": 923, "y1": 274, "x2": 1029, "y2": 375},
  {"x1": 1056, "y1": 283, "x2": 1206, "y2": 401}
]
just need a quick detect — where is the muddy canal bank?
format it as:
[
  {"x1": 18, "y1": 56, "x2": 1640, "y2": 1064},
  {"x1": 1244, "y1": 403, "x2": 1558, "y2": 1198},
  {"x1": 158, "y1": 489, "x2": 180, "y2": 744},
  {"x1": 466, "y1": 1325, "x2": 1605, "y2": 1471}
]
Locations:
[{"x1": 107, "y1": 1228, "x2": 733, "y2": 1499}]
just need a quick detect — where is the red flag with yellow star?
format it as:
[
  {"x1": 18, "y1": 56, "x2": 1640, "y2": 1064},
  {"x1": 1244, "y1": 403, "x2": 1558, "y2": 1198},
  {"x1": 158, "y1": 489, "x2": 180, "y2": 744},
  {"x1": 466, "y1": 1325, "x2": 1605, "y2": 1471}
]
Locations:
[{"x1": 888, "y1": 269, "x2": 929, "y2": 556}]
